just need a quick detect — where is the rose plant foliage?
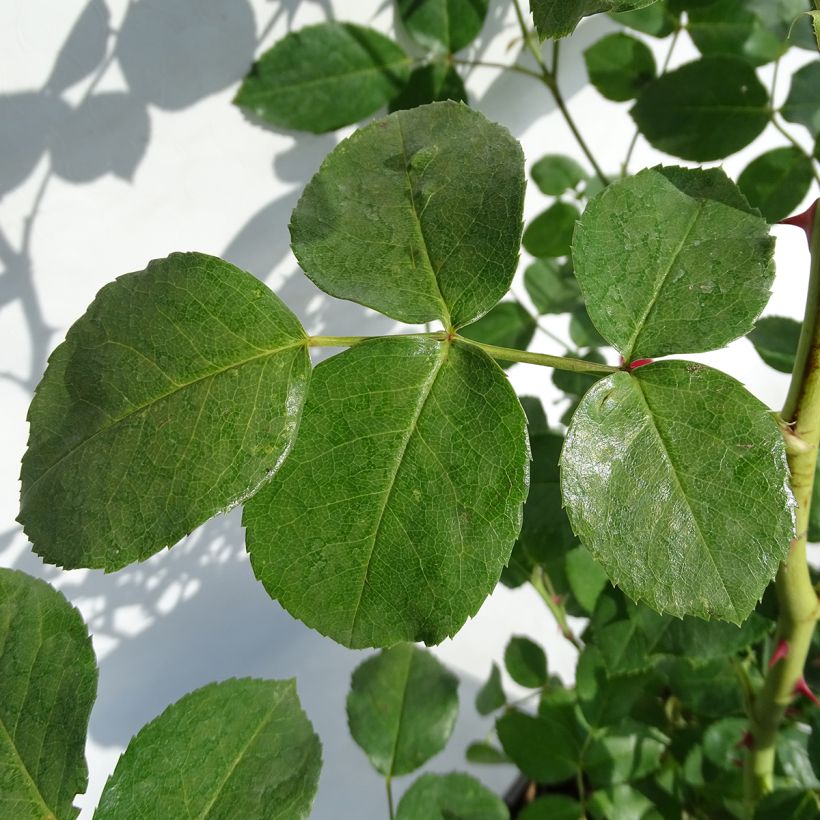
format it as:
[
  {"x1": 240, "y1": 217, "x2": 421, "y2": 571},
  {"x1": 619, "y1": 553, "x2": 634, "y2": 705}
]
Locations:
[{"x1": 6, "y1": 0, "x2": 820, "y2": 817}]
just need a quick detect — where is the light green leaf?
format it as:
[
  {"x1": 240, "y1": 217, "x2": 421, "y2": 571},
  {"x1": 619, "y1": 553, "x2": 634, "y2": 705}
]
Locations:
[
  {"x1": 631, "y1": 56, "x2": 770, "y2": 160},
  {"x1": 397, "y1": 0, "x2": 490, "y2": 52},
  {"x1": 565, "y1": 546, "x2": 609, "y2": 613},
  {"x1": 233, "y1": 23, "x2": 411, "y2": 133},
  {"x1": 290, "y1": 101, "x2": 525, "y2": 328},
  {"x1": 389, "y1": 61, "x2": 468, "y2": 113},
  {"x1": 465, "y1": 741, "x2": 510, "y2": 764},
  {"x1": 524, "y1": 260, "x2": 582, "y2": 315},
  {"x1": 561, "y1": 361, "x2": 794, "y2": 623},
  {"x1": 748, "y1": 316, "x2": 801, "y2": 373},
  {"x1": 19, "y1": 252, "x2": 309, "y2": 571},
  {"x1": 518, "y1": 795, "x2": 584, "y2": 820},
  {"x1": 244, "y1": 337, "x2": 529, "y2": 648},
  {"x1": 504, "y1": 636, "x2": 548, "y2": 688},
  {"x1": 782, "y1": 61, "x2": 820, "y2": 137},
  {"x1": 475, "y1": 663, "x2": 506, "y2": 715},
  {"x1": 395, "y1": 772, "x2": 509, "y2": 820},
  {"x1": 523, "y1": 201, "x2": 579, "y2": 259},
  {"x1": 0, "y1": 569, "x2": 97, "y2": 820},
  {"x1": 459, "y1": 303, "x2": 536, "y2": 371},
  {"x1": 530, "y1": 0, "x2": 657, "y2": 39},
  {"x1": 530, "y1": 154, "x2": 587, "y2": 196},
  {"x1": 572, "y1": 167, "x2": 774, "y2": 361},
  {"x1": 94, "y1": 679, "x2": 321, "y2": 819},
  {"x1": 346, "y1": 644, "x2": 458, "y2": 777},
  {"x1": 584, "y1": 33, "x2": 656, "y2": 101},
  {"x1": 610, "y1": 2, "x2": 679, "y2": 38},
  {"x1": 738, "y1": 147, "x2": 814, "y2": 222}
]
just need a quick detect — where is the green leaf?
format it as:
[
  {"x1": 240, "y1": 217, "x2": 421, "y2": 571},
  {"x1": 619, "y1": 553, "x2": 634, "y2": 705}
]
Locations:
[
  {"x1": 531, "y1": 154, "x2": 587, "y2": 196},
  {"x1": 518, "y1": 795, "x2": 584, "y2": 820},
  {"x1": 397, "y1": 0, "x2": 490, "y2": 52},
  {"x1": 530, "y1": 0, "x2": 657, "y2": 39},
  {"x1": 584, "y1": 723, "x2": 667, "y2": 786},
  {"x1": 569, "y1": 307, "x2": 607, "y2": 350},
  {"x1": 290, "y1": 101, "x2": 525, "y2": 328},
  {"x1": 19, "y1": 252, "x2": 309, "y2": 571},
  {"x1": 504, "y1": 636, "x2": 548, "y2": 688},
  {"x1": 95, "y1": 678, "x2": 321, "y2": 819},
  {"x1": 587, "y1": 784, "x2": 664, "y2": 820},
  {"x1": 748, "y1": 0, "x2": 818, "y2": 51},
  {"x1": 523, "y1": 201, "x2": 579, "y2": 259},
  {"x1": 244, "y1": 337, "x2": 529, "y2": 648},
  {"x1": 755, "y1": 790, "x2": 820, "y2": 820},
  {"x1": 475, "y1": 663, "x2": 506, "y2": 715},
  {"x1": 561, "y1": 361, "x2": 794, "y2": 623},
  {"x1": 572, "y1": 167, "x2": 775, "y2": 361},
  {"x1": 466, "y1": 741, "x2": 510, "y2": 764},
  {"x1": 631, "y1": 56, "x2": 770, "y2": 160},
  {"x1": 389, "y1": 61, "x2": 468, "y2": 113},
  {"x1": 395, "y1": 772, "x2": 509, "y2": 820},
  {"x1": 565, "y1": 546, "x2": 609, "y2": 613},
  {"x1": 346, "y1": 644, "x2": 458, "y2": 777},
  {"x1": 459, "y1": 303, "x2": 536, "y2": 370},
  {"x1": 656, "y1": 164, "x2": 758, "y2": 213},
  {"x1": 233, "y1": 23, "x2": 411, "y2": 133},
  {"x1": 0, "y1": 569, "x2": 97, "y2": 820},
  {"x1": 748, "y1": 316, "x2": 801, "y2": 373},
  {"x1": 584, "y1": 33, "x2": 656, "y2": 101},
  {"x1": 553, "y1": 351, "x2": 607, "y2": 399},
  {"x1": 664, "y1": 658, "x2": 744, "y2": 718},
  {"x1": 610, "y1": 2, "x2": 679, "y2": 38},
  {"x1": 524, "y1": 260, "x2": 582, "y2": 315},
  {"x1": 782, "y1": 61, "x2": 820, "y2": 138},
  {"x1": 702, "y1": 717, "x2": 747, "y2": 770},
  {"x1": 777, "y1": 724, "x2": 820, "y2": 788},
  {"x1": 738, "y1": 147, "x2": 814, "y2": 222},
  {"x1": 576, "y1": 645, "x2": 650, "y2": 727}
]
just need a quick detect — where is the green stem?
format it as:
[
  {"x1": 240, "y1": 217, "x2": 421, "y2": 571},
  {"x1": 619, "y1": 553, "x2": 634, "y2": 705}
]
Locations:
[
  {"x1": 450, "y1": 57, "x2": 542, "y2": 80},
  {"x1": 531, "y1": 567, "x2": 583, "y2": 649},
  {"x1": 308, "y1": 332, "x2": 443, "y2": 348},
  {"x1": 386, "y1": 777, "x2": 395, "y2": 820},
  {"x1": 744, "y1": 201, "x2": 820, "y2": 810}
]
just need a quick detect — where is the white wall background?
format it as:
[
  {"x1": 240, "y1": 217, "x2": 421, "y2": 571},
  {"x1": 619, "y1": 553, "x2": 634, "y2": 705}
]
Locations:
[{"x1": 0, "y1": 1, "x2": 817, "y2": 817}]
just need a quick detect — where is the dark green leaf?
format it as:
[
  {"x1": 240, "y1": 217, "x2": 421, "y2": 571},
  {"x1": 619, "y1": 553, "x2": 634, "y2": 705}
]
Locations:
[
  {"x1": 520, "y1": 395, "x2": 550, "y2": 434},
  {"x1": 459, "y1": 303, "x2": 536, "y2": 370},
  {"x1": 584, "y1": 33, "x2": 656, "y2": 101},
  {"x1": 552, "y1": 351, "x2": 606, "y2": 399},
  {"x1": 395, "y1": 772, "x2": 508, "y2": 820},
  {"x1": 576, "y1": 645, "x2": 650, "y2": 727},
  {"x1": 530, "y1": 0, "x2": 657, "y2": 39},
  {"x1": 524, "y1": 260, "x2": 582, "y2": 315},
  {"x1": 0, "y1": 569, "x2": 97, "y2": 820},
  {"x1": 738, "y1": 147, "x2": 814, "y2": 222},
  {"x1": 584, "y1": 723, "x2": 667, "y2": 786},
  {"x1": 94, "y1": 679, "x2": 321, "y2": 820},
  {"x1": 561, "y1": 361, "x2": 794, "y2": 623},
  {"x1": 755, "y1": 790, "x2": 820, "y2": 820},
  {"x1": 466, "y1": 741, "x2": 510, "y2": 764},
  {"x1": 234, "y1": 24, "x2": 410, "y2": 133},
  {"x1": 565, "y1": 546, "x2": 609, "y2": 613},
  {"x1": 782, "y1": 61, "x2": 820, "y2": 138},
  {"x1": 475, "y1": 663, "x2": 506, "y2": 715},
  {"x1": 656, "y1": 164, "x2": 758, "y2": 213},
  {"x1": 748, "y1": 0, "x2": 818, "y2": 51},
  {"x1": 244, "y1": 337, "x2": 529, "y2": 648},
  {"x1": 664, "y1": 658, "x2": 745, "y2": 718},
  {"x1": 587, "y1": 784, "x2": 664, "y2": 819},
  {"x1": 569, "y1": 307, "x2": 607, "y2": 349},
  {"x1": 347, "y1": 644, "x2": 458, "y2": 777},
  {"x1": 389, "y1": 61, "x2": 468, "y2": 113},
  {"x1": 631, "y1": 56, "x2": 770, "y2": 160},
  {"x1": 702, "y1": 717, "x2": 747, "y2": 769},
  {"x1": 504, "y1": 636, "x2": 548, "y2": 688},
  {"x1": 531, "y1": 154, "x2": 587, "y2": 195},
  {"x1": 523, "y1": 201, "x2": 579, "y2": 258},
  {"x1": 518, "y1": 795, "x2": 584, "y2": 820},
  {"x1": 19, "y1": 252, "x2": 310, "y2": 571},
  {"x1": 397, "y1": 0, "x2": 490, "y2": 52},
  {"x1": 610, "y1": 2, "x2": 679, "y2": 38},
  {"x1": 748, "y1": 316, "x2": 801, "y2": 373},
  {"x1": 573, "y1": 167, "x2": 775, "y2": 360},
  {"x1": 290, "y1": 101, "x2": 525, "y2": 328}
]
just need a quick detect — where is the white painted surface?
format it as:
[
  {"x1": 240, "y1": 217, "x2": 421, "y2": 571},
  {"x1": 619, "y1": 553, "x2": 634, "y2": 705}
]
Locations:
[{"x1": 0, "y1": 1, "x2": 817, "y2": 817}]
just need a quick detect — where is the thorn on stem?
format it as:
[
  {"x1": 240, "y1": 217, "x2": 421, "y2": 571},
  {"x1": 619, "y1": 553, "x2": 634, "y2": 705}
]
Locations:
[
  {"x1": 779, "y1": 200, "x2": 817, "y2": 245},
  {"x1": 769, "y1": 639, "x2": 790, "y2": 668},
  {"x1": 794, "y1": 676, "x2": 820, "y2": 706},
  {"x1": 619, "y1": 356, "x2": 654, "y2": 371}
]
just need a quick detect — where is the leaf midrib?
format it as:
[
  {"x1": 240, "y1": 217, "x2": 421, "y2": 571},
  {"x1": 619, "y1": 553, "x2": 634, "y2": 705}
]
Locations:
[
  {"x1": 0, "y1": 716, "x2": 56, "y2": 820},
  {"x1": 387, "y1": 647, "x2": 415, "y2": 778}
]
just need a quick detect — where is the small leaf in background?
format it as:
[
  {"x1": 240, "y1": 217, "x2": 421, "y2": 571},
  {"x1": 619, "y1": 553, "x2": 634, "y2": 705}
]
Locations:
[
  {"x1": 569, "y1": 306, "x2": 607, "y2": 349},
  {"x1": 748, "y1": 0, "x2": 818, "y2": 51},
  {"x1": 665, "y1": 657, "x2": 745, "y2": 719},
  {"x1": 531, "y1": 154, "x2": 587, "y2": 195},
  {"x1": 529, "y1": 0, "x2": 658, "y2": 39},
  {"x1": 561, "y1": 361, "x2": 794, "y2": 624},
  {"x1": 754, "y1": 790, "x2": 820, "y2": 820},
  {"x1": 610, "y1": 1, "x2": 679, "y2": 38},
  {"x1": 565, "y1": 545, "x2": 609, "y2": 613},
  {"x1": 573, "y1": 167, "x2": 774, "y2": 360},
  {"x1": 504, "y1": 636, "x2": 548, "y2": 688},
  {"x1": 782, "y1": 61, "x2": 820, "y2": 138},
  {"x1": 524, "y1": 259, "x2": 582, "y2": 314},
  {"x1": 747, "y1": 316, "x2": 801, "y2": 373},
  {"x1": 584, "y1": 722, "x2": 667, "y2": 786},
  {"x1": 523, "y1": 201, "x2": 580, "y2": 258},
  {"x1": 389, "y1": 61, "x2": 468, "y2": 112},
  {"x1": 737, "y1": 147, "x2": 814, "y2": 222},
  {"x1": 631, "y1": 56, "x2": 770, "y2": 161},
  {"x1": 233, "y1": 23, "x2": 411, "y2": 133},
  {"x1": 584, "y1": 33, "x2": 656, "y2": 101},
  {"x1": 552, "y1": 351, "x2": 607, "y2": 400},
  {"x1": 19, "y1": 252, "x2": 310, "y2": 571},
  {"x1": 347, "y1": 644, "x2": 458, "y2": 776},
  {"x1": 702, "y1": 717, "x2": 747, "y2": 770},
  {"x1": 395, "y1": 772, "x2": 509, "y2": 820},
  {"x1": 518, "y1": 794, "x2": 584, "y2": 819},
  {"x1": 587, "y1": 784, "x2": 661, "y2": 820},
  {"x1": 290, "y1": 101, "x2": 525, "y2": 328},
  {"x1": 475, "y1": 663, "x2": 506, "y2": 715},
  {"x1": 94, "y1": 679, "x2": 321, "y2": 820},
  {"x1": 459, "y1": 302, "x2": 536, "y2": 369},
  {"x1": 0, "y1": 569, "x2": 97, "y2": 820},
  {"x1": 777, "y1": 724, "x2": 820, "y2": 789},
  {"x1": 245, "y1": 338, "x2": 529, "y2": 648},
  {"x1": 397, "y1": 0, "x2": 490, "y2": 53},
  {"x1": 519, "y1": 395, "x2": 550, "y2": 434},
  {"x1": 466, "y1": 741, "x2": 510, "y2": 765}
]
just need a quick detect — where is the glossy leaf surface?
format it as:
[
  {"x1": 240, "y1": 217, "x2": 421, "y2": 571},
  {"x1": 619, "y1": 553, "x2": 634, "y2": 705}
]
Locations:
[
  {"x1": 0, "y1": 569, "x2": 97, "y2": 820},
  {"x1": 291, "y1": 101, "x2": 525, "y2": 327},
  {"x1": 397, "y1": 0, "x2": 490, "y2": 52},
  {"x1": 245, "y1": 337, "x2": 529, "y2": 648},
  {"x1": 346, "y1": 644, "x2": 458, "y2": 777},
  {"x1": 395, "y1": 773, "x2": 508, "y2": 820},
  {"x1": 561, "y1": 361, "x2": 794, "y2": 623},
  {"x1": 95, "y1": 679, "x2": 321, "y2": 819},
  {"x1": 737, "y1": 147, "x2": 814, "y2": 222},
  {"x1": 19, "y1": 252, "x2": 310, "y2": 571}
]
